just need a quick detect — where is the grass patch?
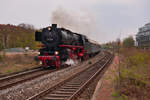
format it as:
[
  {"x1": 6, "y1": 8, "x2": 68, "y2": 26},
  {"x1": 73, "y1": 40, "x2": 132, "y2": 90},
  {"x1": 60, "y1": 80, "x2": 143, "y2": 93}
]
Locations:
[
  {"x1": 0, "y1": 52, "x2": 39, "y2": 75},
  {"x1": 114, "y1": 48, "x2": 150, "y2": 100},
  {"x1": 112, "y1": 91, "x2": 127, "y2": 100},
  {"x1": 7, "y1": 70, "x2": 13, "y2": 73}
]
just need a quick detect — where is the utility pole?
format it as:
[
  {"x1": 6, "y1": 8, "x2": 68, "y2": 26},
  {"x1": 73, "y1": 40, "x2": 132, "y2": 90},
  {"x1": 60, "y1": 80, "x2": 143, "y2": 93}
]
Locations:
[{"x1": 117, "y1": 31, "x2": 122, "y2": 95}]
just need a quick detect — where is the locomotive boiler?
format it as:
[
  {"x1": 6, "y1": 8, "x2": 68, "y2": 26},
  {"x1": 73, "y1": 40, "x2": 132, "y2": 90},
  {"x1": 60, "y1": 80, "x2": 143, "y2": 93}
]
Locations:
[{"x1": 35, "y1": 24, "x2": 101, "y2": 68}]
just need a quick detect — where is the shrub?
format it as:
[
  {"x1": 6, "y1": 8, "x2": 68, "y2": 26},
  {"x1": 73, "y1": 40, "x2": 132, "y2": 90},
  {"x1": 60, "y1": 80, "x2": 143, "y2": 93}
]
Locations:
[
  {"x1": 115, "y1": 48, "x2": 150, "y2": 100},
  {"x1": 123, "y1": 36, "x2": 134, "y2": 48}
]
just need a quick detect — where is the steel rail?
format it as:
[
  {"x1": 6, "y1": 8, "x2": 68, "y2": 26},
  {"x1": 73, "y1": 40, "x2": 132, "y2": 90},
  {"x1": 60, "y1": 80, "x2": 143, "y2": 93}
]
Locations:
[
  {"x1": 0, "y1": 66, "x2": 68, "y2": 90},
  {"x1": 68, "y1": 53, "x2": 114, "y2": 100},
  {"x1": 27, "y1": 52, "x2": 113, "y2": 100},
  {"x1": 0, "y1": 67, "x2": 42, "y2": 81}
]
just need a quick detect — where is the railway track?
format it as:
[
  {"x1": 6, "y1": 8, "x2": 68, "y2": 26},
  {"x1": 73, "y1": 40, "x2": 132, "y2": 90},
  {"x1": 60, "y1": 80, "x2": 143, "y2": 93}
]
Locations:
[
  {"x1": 0, "y1": 66, "x2": 67, "y2": 90},
  {"x1": 27, "y1": 52, "x2": 113, "y2": 100}
]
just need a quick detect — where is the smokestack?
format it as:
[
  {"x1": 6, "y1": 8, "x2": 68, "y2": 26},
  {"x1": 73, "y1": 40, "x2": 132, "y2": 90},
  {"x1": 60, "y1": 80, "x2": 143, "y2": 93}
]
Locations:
[{"x1": 52, "y1": 24, "x2": 57, "y2": 29}]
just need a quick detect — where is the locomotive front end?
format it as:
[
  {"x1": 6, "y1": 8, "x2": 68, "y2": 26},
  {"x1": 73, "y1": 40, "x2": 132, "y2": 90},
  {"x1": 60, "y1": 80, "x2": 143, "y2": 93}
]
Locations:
[{"x1": 35, "y1": 24, "x2": 61, "y2": 68}]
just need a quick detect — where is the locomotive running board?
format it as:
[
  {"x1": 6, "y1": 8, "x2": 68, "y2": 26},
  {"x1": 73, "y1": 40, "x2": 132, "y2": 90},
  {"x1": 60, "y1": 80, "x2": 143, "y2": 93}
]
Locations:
[{"x1": 59, "y1": 45, "x2": 83, "y2": 49}]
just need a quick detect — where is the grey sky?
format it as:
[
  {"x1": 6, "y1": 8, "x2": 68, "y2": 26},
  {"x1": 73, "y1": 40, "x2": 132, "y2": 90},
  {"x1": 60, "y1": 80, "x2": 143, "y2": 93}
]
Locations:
[{"x1": 0, "y1": 0, "x2": 150, "y2": 43}]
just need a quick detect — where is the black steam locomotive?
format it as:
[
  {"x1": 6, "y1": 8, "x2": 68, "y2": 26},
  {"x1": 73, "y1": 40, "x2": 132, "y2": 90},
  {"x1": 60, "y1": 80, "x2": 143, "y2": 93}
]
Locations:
[{"x1": 35, "y1": 24, "x2": 101, "y2": 68}]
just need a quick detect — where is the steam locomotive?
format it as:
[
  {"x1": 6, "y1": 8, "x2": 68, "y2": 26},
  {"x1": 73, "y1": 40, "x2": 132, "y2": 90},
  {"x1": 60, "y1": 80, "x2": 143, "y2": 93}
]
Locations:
[{"x1": 35, "y1": 24, "x2": 101, "y2": 68}]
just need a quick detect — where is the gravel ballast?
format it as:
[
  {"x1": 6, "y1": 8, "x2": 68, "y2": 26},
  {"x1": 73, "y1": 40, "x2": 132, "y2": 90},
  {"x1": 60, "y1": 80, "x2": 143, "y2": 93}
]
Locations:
[{"x1": 0, "y1": 53, "x2": 103, "y2": 100}]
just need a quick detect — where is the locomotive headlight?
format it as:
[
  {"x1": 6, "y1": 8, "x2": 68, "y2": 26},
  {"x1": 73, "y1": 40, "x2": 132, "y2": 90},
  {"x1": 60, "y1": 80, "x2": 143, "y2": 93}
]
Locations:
[
  {"x1": 48, "y1": 27, "x2": 51, "y2": 30},
  {"x1": 55, "y1": 51, "x2": 59, "y2": 55},
  {"x1": 38, "y1": 52, "x2": 40, "y2": 55}
]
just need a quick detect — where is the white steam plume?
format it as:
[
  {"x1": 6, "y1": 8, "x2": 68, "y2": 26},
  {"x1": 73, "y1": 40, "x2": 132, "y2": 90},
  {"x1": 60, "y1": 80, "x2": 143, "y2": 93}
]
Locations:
[{"x1": 51, "y1": 8, "x2": 97, "y2": 36}]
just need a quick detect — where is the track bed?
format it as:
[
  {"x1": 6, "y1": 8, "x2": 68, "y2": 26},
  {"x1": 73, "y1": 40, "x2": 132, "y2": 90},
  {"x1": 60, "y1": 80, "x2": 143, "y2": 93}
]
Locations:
[{"x1": 27, "y1": 52, "x2": 113, "y2": 100}]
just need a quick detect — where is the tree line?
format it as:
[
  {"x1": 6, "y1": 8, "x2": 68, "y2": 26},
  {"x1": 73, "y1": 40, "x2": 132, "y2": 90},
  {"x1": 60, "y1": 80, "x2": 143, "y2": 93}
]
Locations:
[
  {"x1": 0, "y1": 24, "x2": 38, "y2": 50},
  {"x1": 101, "y1": 36, "x2": 135, "y2": 50}
]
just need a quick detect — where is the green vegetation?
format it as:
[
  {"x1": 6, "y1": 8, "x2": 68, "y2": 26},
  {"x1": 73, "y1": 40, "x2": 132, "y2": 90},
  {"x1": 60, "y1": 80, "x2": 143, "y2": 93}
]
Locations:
[
  {"x1": 123, "y1": 36, "x2": 134, "y2": 48},
  {"x1": 101, "y1": 36, "x2": 135, "y2": 51},
  {"x1": 112, "y1": 91, "x2": 127, "y2": 100},
  {"x1": 0, "y1": 24, "x2": 39, "y2": 50},
  {"x1": 101, "y1": 40, "x2": 120, "y2": 50},
  {"x1": 0, "y1": 24, "x2": 40, "y2": 74},
  {"x1": 114, "y1": 48, "x2": 150, "y2": 100}
]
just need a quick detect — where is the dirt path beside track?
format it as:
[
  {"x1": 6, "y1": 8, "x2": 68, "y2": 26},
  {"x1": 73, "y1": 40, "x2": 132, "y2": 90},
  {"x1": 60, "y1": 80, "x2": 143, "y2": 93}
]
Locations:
[{"x1": 92, "y1": 55, "x2": 119, "y2": 100}]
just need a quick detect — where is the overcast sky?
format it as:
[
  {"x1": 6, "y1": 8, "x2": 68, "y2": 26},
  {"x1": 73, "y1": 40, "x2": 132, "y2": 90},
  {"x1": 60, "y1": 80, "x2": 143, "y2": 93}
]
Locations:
[{"x1": 0, "y1": 0, "x2": 150, "y2": 43}]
